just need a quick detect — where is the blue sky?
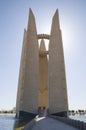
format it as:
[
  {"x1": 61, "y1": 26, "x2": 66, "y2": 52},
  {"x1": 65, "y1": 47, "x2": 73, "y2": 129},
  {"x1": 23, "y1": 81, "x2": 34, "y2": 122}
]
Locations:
[{"x1": 0, "y1": 0, "x2": 86, "y2": 110}]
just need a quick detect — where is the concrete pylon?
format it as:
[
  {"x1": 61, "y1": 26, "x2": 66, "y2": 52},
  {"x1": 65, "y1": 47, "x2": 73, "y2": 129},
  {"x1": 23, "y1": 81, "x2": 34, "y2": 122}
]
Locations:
[
  {"x1": 16, "y1": 29, "x2": 27, "y2": 116},
  {"x1": 39, "y1": 39, "x2": 48, "y2": 109},
  {"x1": 23, "y1": 8, "x2": 39, "y2": 114},
  {"x1": 49, "y1": 9, "x2": 68, "y2": 116},
  {"x1": 16, "y1": 9, "x2": 39, "y2": 118},
  {"x1": 50, "y1": 9, "x2": 60, "y2": 34}
]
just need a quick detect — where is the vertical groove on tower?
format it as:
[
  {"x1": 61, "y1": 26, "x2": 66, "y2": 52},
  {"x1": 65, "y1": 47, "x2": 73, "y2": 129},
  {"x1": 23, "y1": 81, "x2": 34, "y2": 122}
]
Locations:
[
  {"x1": 49, "y1": 10, "x2": 68, "y2": 114},
  {"x1": 39, "y1": 39, "x2": 48, "y2": 109}
]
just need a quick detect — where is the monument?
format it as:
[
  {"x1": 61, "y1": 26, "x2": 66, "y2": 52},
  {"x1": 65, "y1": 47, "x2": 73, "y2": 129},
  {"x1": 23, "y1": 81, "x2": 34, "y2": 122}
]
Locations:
[{"x1": 16, "y1": 8, "x2": 68, "y2": 119}]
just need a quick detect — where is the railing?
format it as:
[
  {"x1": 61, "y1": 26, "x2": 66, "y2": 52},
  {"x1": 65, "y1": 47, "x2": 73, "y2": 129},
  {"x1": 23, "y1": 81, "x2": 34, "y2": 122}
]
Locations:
[{"x1": 49, "y1": 115, "x2": 86, "y2": 130}]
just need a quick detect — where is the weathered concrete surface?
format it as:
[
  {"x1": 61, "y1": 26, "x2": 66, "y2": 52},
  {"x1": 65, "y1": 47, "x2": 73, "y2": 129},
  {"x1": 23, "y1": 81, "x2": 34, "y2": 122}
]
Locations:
[
  {"x1": 39, "y1": 39, "x2": 48, "y2": 108},
  {"x1": 16, "y1": 8, "x2": 39, "y2": 115},
  {"x1": 16, "y1": 29, "x2": 27, "y2": 114},
  {"x1": 16, "y1": 9, "x2": 68, "y2": 118},
  {"x1": 49, "y1": 9, "x2": 68, "y2": 114},
  {"x1": 24, "y1": 117, "x2": 79, "y2": 130}
]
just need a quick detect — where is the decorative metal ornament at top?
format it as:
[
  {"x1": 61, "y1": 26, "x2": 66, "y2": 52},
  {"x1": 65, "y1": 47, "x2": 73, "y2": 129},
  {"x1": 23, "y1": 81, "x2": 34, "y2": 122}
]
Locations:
[{"x1": 37, "y1": 34, "x2": 50, "y2": 40}]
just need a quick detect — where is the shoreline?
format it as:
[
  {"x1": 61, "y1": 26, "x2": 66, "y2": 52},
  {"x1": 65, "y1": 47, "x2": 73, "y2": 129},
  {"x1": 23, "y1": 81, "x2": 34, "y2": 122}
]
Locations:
[{"x1": 0, "y1": 113, "x2": 16, "y2": 116}]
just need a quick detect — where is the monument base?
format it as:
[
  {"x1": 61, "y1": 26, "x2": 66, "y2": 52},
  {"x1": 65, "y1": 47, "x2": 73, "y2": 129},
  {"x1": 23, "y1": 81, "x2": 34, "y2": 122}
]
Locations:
[
  {"x1": 16, "y1": 111, "x2": 37, "y2": 120},
  {"x1": 51, "y1": 111, "x2": 68, "y2": 117}
]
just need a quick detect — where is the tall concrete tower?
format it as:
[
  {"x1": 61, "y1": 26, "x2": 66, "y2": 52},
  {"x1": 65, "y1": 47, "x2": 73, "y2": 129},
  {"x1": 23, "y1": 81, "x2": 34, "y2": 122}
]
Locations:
[
  {"x1": 16, "y1": 9, "x2": 39, "y2": 118},
  {"x1": 49, "y1": 10, "x2": 68, "y2": 116},
  {"x1": 16, "y1": 8, "x2": 68, "y2": 119}
]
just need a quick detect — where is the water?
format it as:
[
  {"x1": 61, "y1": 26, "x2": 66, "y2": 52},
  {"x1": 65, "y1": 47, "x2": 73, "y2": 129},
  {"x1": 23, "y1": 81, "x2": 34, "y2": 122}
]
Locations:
[
  {"x1": 0, "y1": 114, "x2": 15, "y2": 130},
  {"x1": 69, "y1": 114, "x2": 86, "y2": 122},
  {"x1": 0, "y1": 114, "x2": 86, "y2": 130}
]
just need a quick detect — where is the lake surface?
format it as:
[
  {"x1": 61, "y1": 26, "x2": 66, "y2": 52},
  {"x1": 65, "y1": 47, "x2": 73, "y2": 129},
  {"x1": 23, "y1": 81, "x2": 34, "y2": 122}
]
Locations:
[
  {"x1": 0, "y1": 114, "x2": 15, "y2": 130},
  {"x1": 0, "y1": 114, "x2": 86, "y2": 130},
  {"x1": 69, "y1": 114, "x2": 86, "y2": 122}
]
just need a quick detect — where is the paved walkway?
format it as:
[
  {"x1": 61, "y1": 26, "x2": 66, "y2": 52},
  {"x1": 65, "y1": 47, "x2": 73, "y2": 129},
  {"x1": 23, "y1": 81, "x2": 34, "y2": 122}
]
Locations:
[{"x1": 24, "y1": 116, "x2": 79, "y2": 130}]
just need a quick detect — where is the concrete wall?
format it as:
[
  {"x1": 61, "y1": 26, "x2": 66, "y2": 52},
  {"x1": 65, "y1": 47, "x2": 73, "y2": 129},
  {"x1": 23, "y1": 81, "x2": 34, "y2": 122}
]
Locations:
[
  {"x1": 48, "y1": 10, "x2": 68, "y2": 114},
  {"x1": 16, "y1": 29, "x2": 27, "y2": 114},
  {"x1": 16, "y1": 9, "x2": 39, "y2": 114},
  {"x1": 22, "y1": 9, "x2": 39, "y2": 114}
]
